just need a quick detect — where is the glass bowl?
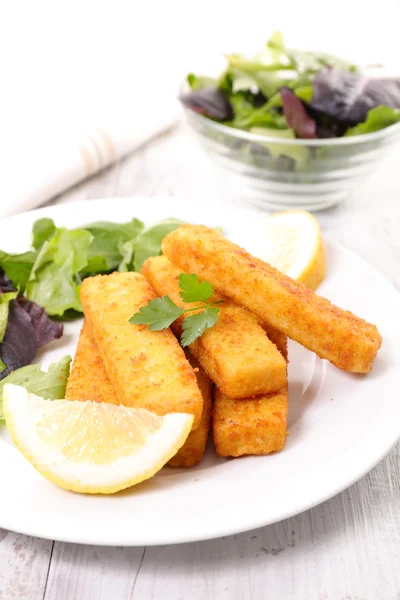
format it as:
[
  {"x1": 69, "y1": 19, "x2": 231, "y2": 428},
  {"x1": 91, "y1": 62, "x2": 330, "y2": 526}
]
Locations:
[{"x1": 182, "y1": 102, "x2": 400, "y2": 211}]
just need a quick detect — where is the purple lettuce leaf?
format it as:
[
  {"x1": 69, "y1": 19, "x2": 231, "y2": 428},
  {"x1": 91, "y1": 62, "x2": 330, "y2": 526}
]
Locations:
[
  {"x1": 310, "y1": 69, "x2": 400, "y2": 125},
  {"x1": 17, "y1": 297, "x2": 63, "y2": 348},
  {"x1": 0, "y1": 292, "x2": 63, "y2": 380},
  {"x1": 0, "y1": 301, "x2": 38, "y2": 380},
  {"x1": 279, "y1": 88, "x2": 317, "y2": 139},
  {"x1": 180, "y1": 87, "x2": 234, "y2": 121}
]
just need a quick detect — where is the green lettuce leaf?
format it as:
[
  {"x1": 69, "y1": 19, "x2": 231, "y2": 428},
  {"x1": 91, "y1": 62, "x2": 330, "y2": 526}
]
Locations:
[
  {"x1": 225, "y1": 53, "x2": 293, "y2": 99},
  {"x1": 84, "y1": 218, "x2": 144, "y2": 239},
  {"x1": 81, "y1": 219, "x2": 145, "y2": 274},
  {"x1": 32, "y1": 218, "x2": 56, "y2": 250},
  {"x1": 133, "y1": 219, "x2": 184, "y2": 272},
  {"x1": 118, "y1": 239, "x2": 135, "y2": 272},
  {"x1": 0, "y1": 291, "x2": 19, "y2": 372},
  {"x1": 0, "y1": 291, "x2": 18, "y2": 344},
  {"x1": 0, "y1": 355, "x2": 71, "y2": 424},
  {"x1": 187, "y1": 73, "x2": 217, "y2": 91},
  {"x1": 0, "y1": 251, "x2": 37, "y2": 291},
  {"x1": 229, "y1": 93, "x2": 285, "y2": 129},
  {"x1": 25, "y1": 228, "x2": 92, "y2": 316},
  {"x1": 266, "y1": 31, "x2": 286, "y2": 63},
  {"x1": 345, "y1": 105, "x2": 400, "y2": 136}
]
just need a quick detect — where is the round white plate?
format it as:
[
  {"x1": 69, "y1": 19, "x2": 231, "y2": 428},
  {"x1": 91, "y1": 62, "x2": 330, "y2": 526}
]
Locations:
[{"x1": 0, "y1": 198, "x2": 399, "y2": 546}]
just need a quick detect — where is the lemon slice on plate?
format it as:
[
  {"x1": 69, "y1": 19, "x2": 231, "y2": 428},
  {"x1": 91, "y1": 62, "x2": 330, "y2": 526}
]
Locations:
[
  {"x1": 262, "y1": 210, "x2": 326, "y2": 290},
  {"x1": 3, "y1": 384, "x2": 193, "y2": 494}
]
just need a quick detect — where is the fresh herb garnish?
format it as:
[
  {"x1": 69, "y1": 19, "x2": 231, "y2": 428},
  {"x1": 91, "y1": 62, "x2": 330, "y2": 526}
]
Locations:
[
  {"x1": 130, "y1": 296, "x2": 185, "y2": 331},
  {"x1": 129, "y1": 273, "x2": 222, "y2": 347},
  {"x1": 178, "y1": 273, "x2": 214, "y2": 303},
  {"x1": 181, "y1": 307, "x2": 220, "y2": 347}
]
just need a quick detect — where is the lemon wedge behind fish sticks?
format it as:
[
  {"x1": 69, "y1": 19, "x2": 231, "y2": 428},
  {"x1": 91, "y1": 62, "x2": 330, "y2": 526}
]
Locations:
[
  {"x1": 262, "y1": 210, "x2": 326, "y2": 291},
  {"x1": 3, "y1": 384, "x2": 193, "y2": 494}
]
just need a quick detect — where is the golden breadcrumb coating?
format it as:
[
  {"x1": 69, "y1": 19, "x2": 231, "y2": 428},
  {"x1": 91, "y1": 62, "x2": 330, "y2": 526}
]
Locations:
[
  {"x1": 163, "y1": 225, "x2": 381, "y2": 373},
  {"x1": 65, "y1": 320, "x2": 118, "y2": 405},
  {"x1": 212, "y1": 386, "x2": 288, "y2": 457},
  {"x1": 80, "y1": 272, "x2": 203, "y2": 429},
  {"x1": 262, "y1": 323, "x2": 288, "y2": 361},
  {"x1": 168, "y1": 352, "x2": 213, "y2": 467},
  {"x1": 142, "y1": 256, "x2": 287, "y2": 398}
]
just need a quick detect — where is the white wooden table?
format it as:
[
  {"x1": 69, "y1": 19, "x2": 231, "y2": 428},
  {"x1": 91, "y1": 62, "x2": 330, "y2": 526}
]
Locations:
[{"x1": 0, "y1": 124, "x2": 399, "y2": 600}]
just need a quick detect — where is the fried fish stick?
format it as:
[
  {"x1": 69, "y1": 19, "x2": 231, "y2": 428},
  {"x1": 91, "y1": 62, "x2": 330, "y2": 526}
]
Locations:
[
  {"x1": 262, "y1": 323, "x2": 288, "y2": 362},
  {"x1": 213, "y1": 328, "x2": 288, "y2": 457},
  {"x1": 65, "y1": 320, "x2": 118, "y2": 405},
  {"x1": 142, "y1": 256, "x2": 287, "y2": 398},
  {"x1": 212, "y1": 386, "x2": 288, "y2": 457},
  {"x1": 81, "y1": 272, "x2": 203, "y2": 428},
  {"x1": 163, "y1": 225, "x2": 381, "y2": 373},
  {"x1": 168, "y1": 352, "x2": 212, "y2": 467}
]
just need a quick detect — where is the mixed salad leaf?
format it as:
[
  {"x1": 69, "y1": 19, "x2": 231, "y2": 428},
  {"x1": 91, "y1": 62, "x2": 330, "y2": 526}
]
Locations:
[
  {"x1": 0, "y1": 216, "x2": 183, "y2": 394},
  {"x1": 346, "y1": 105, "x2": 400, "y2": 136},
  {"x1": 0, "y1": 291, "x2": 18, "y2": 348},
  {"x1": 0, "y1": 251, "x2": 36, "y2": 290},
  {"x1": 0, "y1": 355, "x2": 71, "y2": 424},
  {"x1": 1, "y1": 301, "x2": 42, "y2": 377},
  {"x1": 180, "y1": 32, "x2": 400, "y2": 139},
  {"x1": 0, "y1": 272, "x2": 63, "y2": 380},
  {"x1": 311, "y1": 70, "x2": 400, "y2": 126},
  {"x1": 26, "y1": 228, "x2": 93, "y2": 316},
  {"x1": 0, "y1": 216, "x2": 183, "y2": 318},
  {"x1": 132, "y1": 219, "x2": 184, "y2": 272}
]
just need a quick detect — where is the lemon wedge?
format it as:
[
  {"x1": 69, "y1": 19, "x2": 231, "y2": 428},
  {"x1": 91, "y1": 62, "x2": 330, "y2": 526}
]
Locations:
[
  {"x1": 262, "y1": 210, "x2": 326, "y2": 290},
  {"x1": 3, "y1": 384, "x2": 193, "y2": 494}
]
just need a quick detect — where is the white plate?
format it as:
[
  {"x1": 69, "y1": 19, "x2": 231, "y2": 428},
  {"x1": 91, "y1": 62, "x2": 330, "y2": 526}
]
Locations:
[{"x1": 0, "y1": 197, "x2": 399, "y2": 546}]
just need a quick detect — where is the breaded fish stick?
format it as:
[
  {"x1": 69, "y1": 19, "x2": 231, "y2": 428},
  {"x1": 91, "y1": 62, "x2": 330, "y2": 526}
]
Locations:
[
  {"x1": 262, "y1": 323, "x2": 288, "y2": 362},
  {"x1": 142, "y1": 256, "x2": 287, "y2": 398},
  {"x1": 212, "y1": 386, "x2": 288, "y2": 457},
  {"x1": 65, "y1": 320, "x2": 118, "y2": 405},
  {"x1": 168, "y1": 352, "x2": 212, "y2": 467},
  {"x1": 81, "y1": 272, "x2": 203, "y2": 429},
  {"x1": 163, "y1": 225, "x2": 381, "y2": 373},
  {"x1": 212, "y1": 325, "x2": 288, "y2": 457}
]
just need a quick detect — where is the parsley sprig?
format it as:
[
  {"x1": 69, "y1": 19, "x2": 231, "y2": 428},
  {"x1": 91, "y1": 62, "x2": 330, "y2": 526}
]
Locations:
[{"x1": 129, "y1": 273, "x2": 223, "y2": 347}]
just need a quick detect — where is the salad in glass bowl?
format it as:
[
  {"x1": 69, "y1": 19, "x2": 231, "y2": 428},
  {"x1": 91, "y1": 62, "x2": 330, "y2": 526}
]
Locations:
[{"x1": 180, "y1": 32, "x2": 400, "y2": 210}]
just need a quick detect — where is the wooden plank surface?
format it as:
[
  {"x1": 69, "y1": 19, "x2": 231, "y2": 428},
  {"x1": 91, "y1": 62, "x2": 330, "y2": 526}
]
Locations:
[
  {"x1": 0, "y1": 124, "x2": 399, "y2": 600},
  {"x1": 0, "y1": 531, "x2": 53, "y2": 600},
  {"x1": 43, "y1": 545, "x2": 145, "y2": 600}
]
